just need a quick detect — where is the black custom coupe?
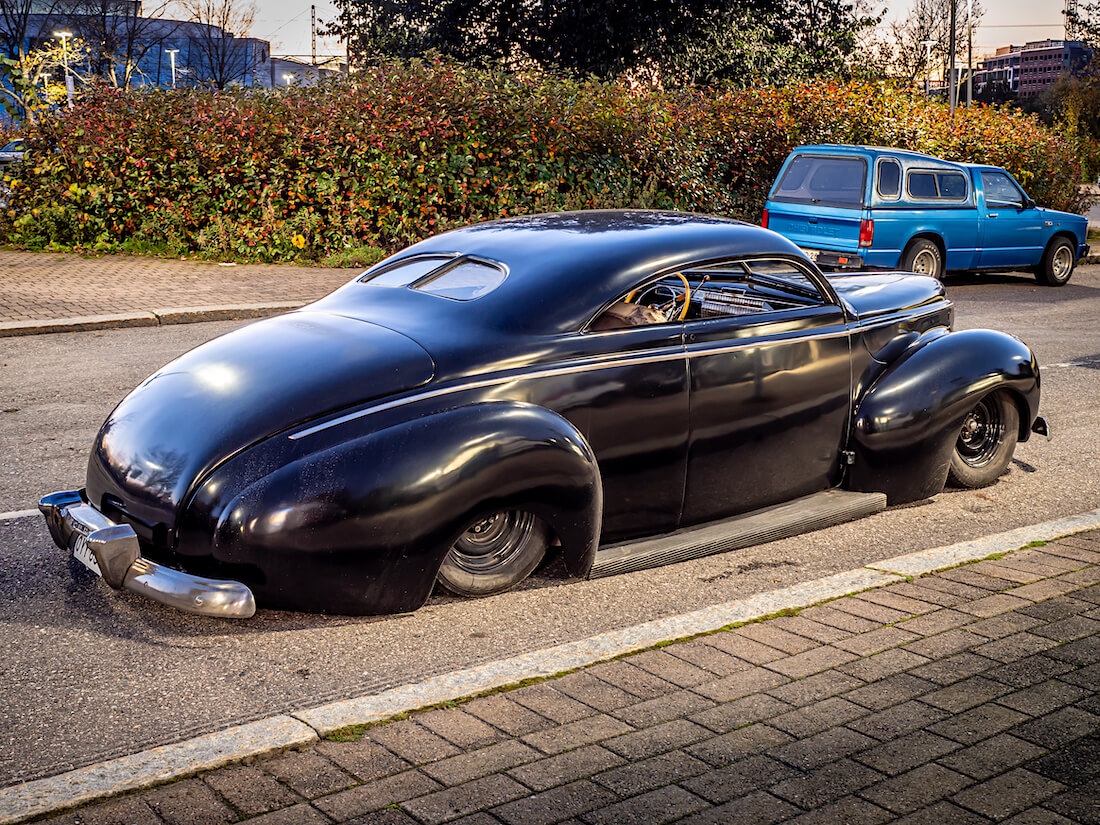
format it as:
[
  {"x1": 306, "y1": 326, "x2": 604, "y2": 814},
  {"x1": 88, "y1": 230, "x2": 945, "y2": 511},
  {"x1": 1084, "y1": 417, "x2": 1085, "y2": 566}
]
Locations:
[{"x1": 42, "y1": 211, "x2": 1048, "y2": 618}]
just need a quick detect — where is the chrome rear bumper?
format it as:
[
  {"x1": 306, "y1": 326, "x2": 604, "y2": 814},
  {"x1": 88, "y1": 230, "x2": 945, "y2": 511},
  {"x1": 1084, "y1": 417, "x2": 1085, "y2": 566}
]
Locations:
[{"x1": 39, "y1": 490, "x2": 256, "y2": 619}]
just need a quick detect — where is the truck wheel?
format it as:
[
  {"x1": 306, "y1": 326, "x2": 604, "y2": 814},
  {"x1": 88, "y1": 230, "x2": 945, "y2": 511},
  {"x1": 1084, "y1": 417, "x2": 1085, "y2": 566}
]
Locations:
[
  {"x1": 1036, "y1": 237, "x2": 1075, "y2": 287},
  {"x1": 947, "y1": 391, "x2": 1019, "y2": 489},
  {"x1": 900, "y1": 239, "x2": 943, "y2": 279},
  {"x1": 437, "y1": 511, "x2": 549, "y2": 597}
]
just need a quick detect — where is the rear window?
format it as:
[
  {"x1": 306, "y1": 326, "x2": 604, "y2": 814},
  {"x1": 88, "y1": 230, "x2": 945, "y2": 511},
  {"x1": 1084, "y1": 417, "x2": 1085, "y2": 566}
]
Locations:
[
  {"x1": 906, "y1": 170, "x2": 968, "y2": 201},
  {"x1": 362, "y1": 256, "x2": 450, "y2": 286},
  {"x1": 773, "y1": 154, "x2": 867, "y2": 209}
]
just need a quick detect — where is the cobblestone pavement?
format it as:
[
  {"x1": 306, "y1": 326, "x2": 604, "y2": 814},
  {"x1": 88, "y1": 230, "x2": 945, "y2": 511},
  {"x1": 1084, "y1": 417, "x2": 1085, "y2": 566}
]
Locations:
[
  {"x1": 34, "y1": 532, "x2": 1100, "y2": 825},
  {"x1": 0, "y1": 250, "x2": 357, "y2": 323}
]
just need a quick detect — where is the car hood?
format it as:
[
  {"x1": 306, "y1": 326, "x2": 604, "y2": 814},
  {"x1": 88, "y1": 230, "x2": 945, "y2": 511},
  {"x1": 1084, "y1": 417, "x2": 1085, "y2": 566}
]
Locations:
[
  {"x1": 86, "y1": 311, "x2": 435, "y2": 533},
  {"x1": 827, "y1": 273, "x2": 946, "y2": 321}
]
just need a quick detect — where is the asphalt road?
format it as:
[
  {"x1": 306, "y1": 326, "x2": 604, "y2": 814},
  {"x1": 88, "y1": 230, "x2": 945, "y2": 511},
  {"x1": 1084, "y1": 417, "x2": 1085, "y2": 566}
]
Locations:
[{"x1": 2, "y1": 266, "x2": 1100, "y2": 786}]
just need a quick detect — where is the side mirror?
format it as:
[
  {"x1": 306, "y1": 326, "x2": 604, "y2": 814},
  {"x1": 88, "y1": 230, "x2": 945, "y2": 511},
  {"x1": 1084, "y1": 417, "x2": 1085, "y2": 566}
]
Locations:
[{"x1": 1024, "y1": 198, "x2": 1036, "y2": 209}]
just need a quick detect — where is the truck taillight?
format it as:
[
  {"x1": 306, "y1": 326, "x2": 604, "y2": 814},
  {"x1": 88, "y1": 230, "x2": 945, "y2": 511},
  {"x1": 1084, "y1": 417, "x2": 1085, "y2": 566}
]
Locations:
[
  {"x1": 859, "y1": 218, "x2": 874, "y2": 247},
  {"x1": 761, "y1": 208, "x2": 769, "y2": 229}
]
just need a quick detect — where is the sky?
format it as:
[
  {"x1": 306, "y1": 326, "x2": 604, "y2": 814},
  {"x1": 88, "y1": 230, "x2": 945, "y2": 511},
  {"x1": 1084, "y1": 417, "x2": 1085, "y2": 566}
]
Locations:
[{"x1": 248, "y1": 0, "x2": 1072, "y2": 60}]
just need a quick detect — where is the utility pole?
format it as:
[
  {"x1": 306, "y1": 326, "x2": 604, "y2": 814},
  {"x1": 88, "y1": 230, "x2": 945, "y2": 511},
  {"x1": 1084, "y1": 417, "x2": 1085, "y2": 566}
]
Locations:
[
  {"x1": 966, "y1": 0, "x2": 973, "y2": 107},
  {"x1": 312, "y1": 5, "x2": 317, "y2": 66},
  {"x1": 921, "y1": 39, "x2": 937, "y2": 96},
  {"x1": 948, "y1": 0, "x2": 957, "y2": 113}
]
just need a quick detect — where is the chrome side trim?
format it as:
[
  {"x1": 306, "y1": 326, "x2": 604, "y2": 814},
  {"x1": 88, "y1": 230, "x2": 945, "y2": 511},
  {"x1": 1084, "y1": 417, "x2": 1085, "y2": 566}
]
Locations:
[{"x1": 290, "y1": 324, "x2": 854, "y2": 441}]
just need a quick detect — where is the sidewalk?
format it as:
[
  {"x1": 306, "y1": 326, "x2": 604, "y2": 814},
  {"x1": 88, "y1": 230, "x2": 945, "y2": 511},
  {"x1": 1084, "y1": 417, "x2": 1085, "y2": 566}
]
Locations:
[
  {"x1": 0, "y1": 250, "x2": 357, "y2": 335},
  {"x1": 29, "y1": 532, "x2": 1100, "y2": 825}
]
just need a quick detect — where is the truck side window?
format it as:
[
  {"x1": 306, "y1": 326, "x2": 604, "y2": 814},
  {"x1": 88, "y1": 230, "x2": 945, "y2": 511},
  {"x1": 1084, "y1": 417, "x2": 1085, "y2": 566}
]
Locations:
[
  {"x1": 936, "y1": 172, "x2": 967, "y2": 200},
  {"x1": 877, "y1": 159, "x2": 901, "y2": 198},
  {"x1": 908, "y1": 172, "x2": 937, "y2": 199},
  {"x1": 981, "y1": 171, "x2": 1025, "y2": 209}
]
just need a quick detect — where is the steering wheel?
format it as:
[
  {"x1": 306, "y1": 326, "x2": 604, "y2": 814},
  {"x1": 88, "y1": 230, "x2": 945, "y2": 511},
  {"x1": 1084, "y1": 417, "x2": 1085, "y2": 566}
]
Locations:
[{"x1": 624, "y1": 273, "x2": 692, "y2": 321}]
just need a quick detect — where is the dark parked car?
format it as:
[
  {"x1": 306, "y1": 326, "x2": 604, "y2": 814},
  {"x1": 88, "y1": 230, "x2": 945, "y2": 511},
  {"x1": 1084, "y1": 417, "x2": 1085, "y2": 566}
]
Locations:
[
  {"x1": 0, "y1": 138, "x2": 25, "y2": 168},
  {"x1": 41, "y1": 211, "x2": 1047, "y2": 619}
]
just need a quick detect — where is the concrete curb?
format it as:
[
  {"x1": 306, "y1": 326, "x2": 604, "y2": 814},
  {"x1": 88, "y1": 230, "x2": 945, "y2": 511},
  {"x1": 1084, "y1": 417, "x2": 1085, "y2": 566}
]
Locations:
[
  {"x1": 3, "y1": 507, "x2": 1100, "y2": 824},
  {"x1": 0, "y1": 302, "x2": 305, "y2": 338}
]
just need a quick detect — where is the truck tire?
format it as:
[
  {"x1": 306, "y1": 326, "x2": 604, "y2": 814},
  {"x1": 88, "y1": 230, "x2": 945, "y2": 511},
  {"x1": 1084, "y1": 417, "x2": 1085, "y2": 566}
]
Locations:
[
  {"x1": 1036, "y1": 237, "x2": 1075, "y2": 287},
  {"x1": 900, "y1": 238, "x2": 943, "y2": 280}
]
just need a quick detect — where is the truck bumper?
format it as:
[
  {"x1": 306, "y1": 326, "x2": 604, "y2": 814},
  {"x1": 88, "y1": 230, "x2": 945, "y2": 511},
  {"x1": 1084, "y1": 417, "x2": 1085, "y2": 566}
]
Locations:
[{"x1": 797, "y1": 247, "x2": 864, "y2": 269}]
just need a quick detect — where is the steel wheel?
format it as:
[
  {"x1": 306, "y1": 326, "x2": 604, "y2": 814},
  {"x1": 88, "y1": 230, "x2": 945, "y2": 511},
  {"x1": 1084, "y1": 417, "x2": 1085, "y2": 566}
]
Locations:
[
  {"x1": 901, "y1": 238, "x2": 942, "y2": 280},
  {"x1": 437, "y1": 510, "x2": 549, "y2": 597},
  {"x1": 911, "y1": 249, "x2": 938, "y2": 275},
  {"x1": 1037, "y1": 237, "x2": 1076, "y2": 287},
  {"x1": 947, "y1": 392, "x2": 1019, "y2": 488}
]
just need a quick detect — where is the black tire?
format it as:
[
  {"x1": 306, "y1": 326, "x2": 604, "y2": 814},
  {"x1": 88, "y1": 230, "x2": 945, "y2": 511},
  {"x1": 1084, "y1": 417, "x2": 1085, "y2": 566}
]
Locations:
[
  {"x1": 947, "y1": 391, "x2": 1020, "y2": 488},
  {"x1": 1036, "y1": 237, "x2": 1075, "y2": 287},
  {"x1": 900, "y1": 238, "x2": 943, "y2": 279},
  {"x1": 437, "y1": 511, "x2": 549, "y2": 597}
]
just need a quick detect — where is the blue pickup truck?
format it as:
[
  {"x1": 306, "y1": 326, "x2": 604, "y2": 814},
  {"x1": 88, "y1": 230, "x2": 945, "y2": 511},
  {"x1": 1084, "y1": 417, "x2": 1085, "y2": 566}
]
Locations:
[{"x1": 762, "y1": 145, "x2": 1089, "y2": 286}]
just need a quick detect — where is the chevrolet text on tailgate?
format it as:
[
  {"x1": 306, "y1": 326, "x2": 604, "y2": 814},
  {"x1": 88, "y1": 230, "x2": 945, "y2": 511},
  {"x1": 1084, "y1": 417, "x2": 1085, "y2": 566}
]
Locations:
[{"x1": 762, "y1": 145, "x2": 1089, "y2": 286}]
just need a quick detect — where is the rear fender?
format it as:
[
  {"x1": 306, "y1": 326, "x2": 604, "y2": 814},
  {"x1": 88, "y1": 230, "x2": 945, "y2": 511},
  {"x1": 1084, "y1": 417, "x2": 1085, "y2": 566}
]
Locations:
[
  {"x1": 848, "y1": 328, "x2": 1040, "y2": 503},
  {"x1": 212, "y1": 402, "x2": 602, "y2": 615}
]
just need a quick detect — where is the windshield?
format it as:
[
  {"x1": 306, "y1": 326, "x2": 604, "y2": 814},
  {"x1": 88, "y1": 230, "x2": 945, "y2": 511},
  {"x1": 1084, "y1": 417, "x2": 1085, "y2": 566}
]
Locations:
[{"x1": 772, "y1": 154, "x2": 867, "y2": 209}]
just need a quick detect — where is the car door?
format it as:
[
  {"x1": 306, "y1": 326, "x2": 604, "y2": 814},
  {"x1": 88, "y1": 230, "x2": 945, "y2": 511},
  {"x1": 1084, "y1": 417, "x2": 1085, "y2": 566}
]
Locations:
[
  {"x1": 978, "y1": 170, "x2": 1044, "y2": 268},
  {"x1": 679, "y1": 258, "x2": 853, "y2": 526}
]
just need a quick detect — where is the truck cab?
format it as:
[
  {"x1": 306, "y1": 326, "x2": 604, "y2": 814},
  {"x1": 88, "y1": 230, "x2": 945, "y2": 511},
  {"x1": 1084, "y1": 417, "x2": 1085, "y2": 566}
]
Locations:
[{"x1": 762, "y1": 145, "x2": 1088, "y2": 286}]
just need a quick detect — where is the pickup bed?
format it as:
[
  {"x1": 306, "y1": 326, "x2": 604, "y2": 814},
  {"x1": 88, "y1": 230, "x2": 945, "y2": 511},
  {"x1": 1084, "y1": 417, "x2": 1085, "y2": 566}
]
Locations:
[{"x1": 762, "y1": 144, "x2": 1089, "y2": 286}]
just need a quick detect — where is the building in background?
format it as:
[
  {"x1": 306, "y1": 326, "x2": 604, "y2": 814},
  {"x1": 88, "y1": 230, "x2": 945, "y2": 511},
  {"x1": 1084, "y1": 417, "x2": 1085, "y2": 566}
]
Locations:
[{"x1": 973, "y1": 40, "x2": 1092, "y2": 100}]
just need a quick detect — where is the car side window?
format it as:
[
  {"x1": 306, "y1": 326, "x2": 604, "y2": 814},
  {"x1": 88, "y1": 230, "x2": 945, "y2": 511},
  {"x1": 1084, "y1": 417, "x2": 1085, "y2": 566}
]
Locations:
[
  {"x1": 982, "y1": 171, "x2": 1025, "y2": 209},
  {"x1": 877, "y1": 159, "x2": 901, "y2": 199},
  {"x1": 361, "y1": 256, "x2": 450, "y2": 286}
]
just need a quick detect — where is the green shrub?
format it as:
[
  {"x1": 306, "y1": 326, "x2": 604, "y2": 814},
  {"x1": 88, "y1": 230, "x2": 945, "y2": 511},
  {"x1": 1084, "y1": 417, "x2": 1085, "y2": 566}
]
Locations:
[{"x1": 2, "y1": 65, "x2": 1084, "y2": 261}]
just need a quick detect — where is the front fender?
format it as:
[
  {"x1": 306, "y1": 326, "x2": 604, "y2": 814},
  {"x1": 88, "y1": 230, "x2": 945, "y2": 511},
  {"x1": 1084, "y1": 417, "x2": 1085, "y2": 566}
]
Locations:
[
  {"x1": 847, "y1": 328, "x2": 1040, "y2": 504},
  {"x1": 212, "y1": 402, "x2": 602, "y2": 615}
]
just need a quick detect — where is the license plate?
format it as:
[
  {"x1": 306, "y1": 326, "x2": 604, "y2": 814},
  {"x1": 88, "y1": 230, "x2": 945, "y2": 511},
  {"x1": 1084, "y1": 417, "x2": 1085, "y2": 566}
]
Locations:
[
  {"x1": 801, "y1": 248, "x2": 821, "y2": 262},
  {"x1": 69, "y1": 522, "x2": 103, "y2": 577}
]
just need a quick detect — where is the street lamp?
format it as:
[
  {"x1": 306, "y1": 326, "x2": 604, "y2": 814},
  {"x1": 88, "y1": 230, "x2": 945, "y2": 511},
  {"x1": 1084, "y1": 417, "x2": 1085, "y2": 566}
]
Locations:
[
  {"x1": 920, "y1": 39, "x2": 938, "y2": 96},
  {"x1": 54, "y1": 30, "x2": 73, "y2": 108},
  {"x1": 165, "y1": 48, "x2": 179, "y2": 89},
  {"x1": 966, "y1": 0, "x2": 973, "y2": 107}
]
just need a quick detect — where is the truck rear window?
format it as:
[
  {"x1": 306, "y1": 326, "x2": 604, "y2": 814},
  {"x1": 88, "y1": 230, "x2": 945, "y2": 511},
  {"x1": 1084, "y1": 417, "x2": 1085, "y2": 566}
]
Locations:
[{"x1": 772, "y1": 155, "x2": 867, "y2": 209}]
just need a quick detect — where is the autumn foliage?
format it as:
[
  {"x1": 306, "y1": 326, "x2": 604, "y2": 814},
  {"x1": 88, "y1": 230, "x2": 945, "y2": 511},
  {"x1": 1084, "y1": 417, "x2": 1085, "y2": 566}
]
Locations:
[{"x1": 3, "y1": 62, "x2": 1084, "y2": 261}]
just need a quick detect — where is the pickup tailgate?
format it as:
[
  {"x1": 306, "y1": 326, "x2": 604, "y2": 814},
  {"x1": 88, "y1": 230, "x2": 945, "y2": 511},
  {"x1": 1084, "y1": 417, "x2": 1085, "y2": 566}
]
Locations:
[{"x1": 767, "y1": 203, "x2": 863, "y2": 254}]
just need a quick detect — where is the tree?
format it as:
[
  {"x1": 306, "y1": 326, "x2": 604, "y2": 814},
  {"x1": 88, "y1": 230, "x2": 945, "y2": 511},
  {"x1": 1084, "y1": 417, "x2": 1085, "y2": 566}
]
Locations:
[
  {"x1": 177, "y1": 0, "x2": 263, "y2": 89},
  {"x1": 72, "y1": 0, "x2": 180, "y2": 88},
  {"x1": 879, "y1": 0, "x2": 983, "y2": 91}
]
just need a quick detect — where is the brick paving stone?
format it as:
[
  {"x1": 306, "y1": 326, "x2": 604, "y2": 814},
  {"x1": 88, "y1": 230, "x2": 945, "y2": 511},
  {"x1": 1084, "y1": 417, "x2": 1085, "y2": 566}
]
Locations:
[
  {"x1": 402, "y1": 774, "x2": 528, "y2": 824},
  {"x1": 689, "y1": 693, "x2": 791, "y2": 733},
  {"x1": 835, "y1": 626, "x2": 921, "y2": 656},
  {"x1": 692, "y1": 665, "x2": 790, "y2": 702},
  {"x1": 317, "y1": 739, "x2": 411, "y2": 782},
  {"x1": 829, "y1": 596, "x2": 911, "y2": 624},
  {"x1": 417, "y1": 709, "x2": 506, "y2": 749},
  {"x1": 602, "y1": 718, "x2": 710, "y2": 760},
  {"x1": 891, "y1": 581, "x2": 971, "y2": 607},
  {"x1": 1026, "y1": 733, "x2": 1100, "y2": 785},
  {"x1": 368, "y1": 721, "x2": 464, "y2": 765},
  {"x1": 520, "y1": 713, "x2": 634, "y2": 755},
  {"x1": 1058, "y1": 566, "x2": 1100, "y2": 586},
  {"x1": 680, "y1": 754, "x2": 802, "y2": 803},
  {"x1": 898, "y1": 609, "x2": 979, "y2": 636},
  {"x1": 491, "y1": 780, "x2": 618, "y2": 825},
  {"x1": 1019, "y1": 597, "x2": 1096, "y2": 622},
  {"x1": 264, "y1": 751, "x2": 358, "y2": 798},
  {"x1": 972, "y1": 633, "x2": 1060, "y2": 664},
  {"x1": 508, "y1": 684, "x2": 597, "y2": 724},
  {"x1": 768, "y1": 696, "x2": 867, "y2": 738},
  {"x1": 1013, "y1": 706, "x2": 1100, "y2": 748},
  {"x1": 986, "y1": 655, "x2": 1077, "y2": 688},
  {"x1": 923, "y1": 676, "x2": 1012, "y2": 712},
  {"x1": 764, "y1": 645, "x2": 858, "y2": 679},
  {"x1": 736, "y1": 623, "x2": 820, "y2": 654},
  {"x1": 767, "y1": 614, "x2": 854, "y2": 644},
  {"x1": 240, "y1": 802, "x2": 333, "y2": 825},
  {"x1": 1062, "y1": 661, "x2": 1100, "y2": 690},
  {"x1": 938, "y1": 567, "x2": 1019, "y2": 590},
  {"x1": 843, "y1": 673, "x2": 938, "y2": 710},
  {"x1": 667, "y1": 639, "x2": 753, "y2": 675},
  {"x1": 858, "y1": 763, "x2": 973, "y2": 814},
  {"x1": 915, "y1": 576, "x2": 994, "y2": 601},
  {"x1": 581, "y1": 784, "x2": 707, "y2": 825},
  {"x1": 997, "y1": 679, "x2": 1090, "y2": 716},
  {"x1": 967, "y1": 563, "x2": 1043, "y2": 585},
  {"x1": 848, "y1": 700, "x2": 948, "y2": 741},
  {"x1": 611, "y1": 688, "x2": 716, "y2": 728},
  {"x1": 552, "y1": 671, "x2": 638, "y2": 713},
  {"x1": 442, "y1": 816, "x2": 501, "y2": 825},
  {"x1": 854, "y1": 730, "x2": 961, "y2": 776},
  {"x1": 783, "y1": 796, "x2": 894, "y2": 824},
  {"x1": 507, "y1": 744, "x2": 626, "y2": 792},
  {"x1": 1042, "y1": 541, "x2": 1100, "y2": 564},
  {"x1": 421, "y1": 740, "x2": 541, "y2": 786},
  {"x1": 928, "y1": 703, "x2": 1031, "y2": 744},
  {"x1": 838, "y1": 648, "x2": 932, "y2": 682},
  {"x1": 998, "y1": 554, "x2": 1076, "y2": 576},
  {"x1": 857, "y1": 589, "x2": 940, "y2": 615},
  {"x1": 1001, "y1": 809, "x2": 1079, "y2": 825},
  {"x1": 798, "y1": 605, "x2": 880, "y2": 633},
  {"x1": 1044, "y1": 776, "x2": 1100, "y2": 824},
  {"x1": 626, "y1": 649, "x2": 712, "y2": 687},
  {"x1": 937, "y1": 733, "x2": 1046, "y2": 780},
  {"x1": 765, "y1": 669, "x2": 863, "y2": 706},
  {"x1": 674, "y1": 789, "x2": 799, "y2": 825},
  {"x1": 202, "y1": 765, "x2": 301, "y2": 817},
  {"x1": 904, "y1": 628, "x2": 986, "y2": 659},
  {"x1": 593, "y1": 749, "x2": 711, "y2": 797},
  {"x1": 888, "y1": 800, "x2": 990, "y2": 824},
  {"x1": 960, "y1": 593, "x2": 1034, "y2": 618},
  {"x1": 1045, "y1": 634, "x2": 1100, "y2": 666},
  {"x1": 462, "y1": 694, "x2": 557, "y2": 736},
  {"x1": 585, "y1": 660, "x2": 676, "y2": 699},
  {"x1": 701, "y1": 632, "x2": 786, "y2": 663},
  {"x1": 687, "y1": 723, "x2": 794, "y2": 766},
  {"x1": 39, "y1": 795, "x2": 163, "y2": 825},
  {"x1": 314, "y1": 771, "x2": 442, "y2": 821},
  {"x1": 966, "y1": 613, "x2": 1044, "y2": 640},
  {"x1": 770, "y1": 757, "x2": 885, "y2": 809},
  {"x1": 771, "y1": 726, "x2": 879, "y2": 770},
  {"x1": 1009, "y1": 580, "x2": 1082, "y2": 603},
  {"x1": 951, "y1": 768, "x2": 1065, "y2": 821},
  {"x1": 142, "y1": 778, "x2": 237, "y2": 825},
  {"x1": 1018, "y1": 550, "x2": 1085, "y2": 571}
]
